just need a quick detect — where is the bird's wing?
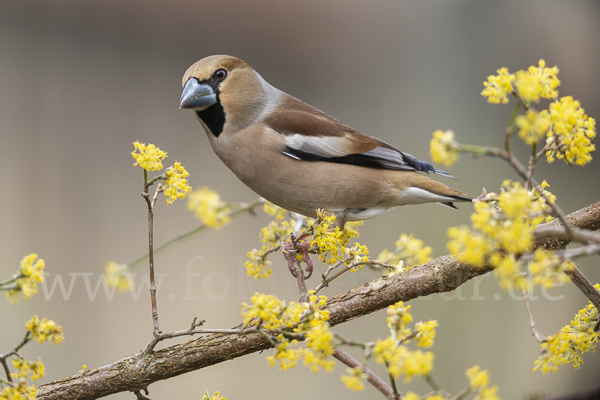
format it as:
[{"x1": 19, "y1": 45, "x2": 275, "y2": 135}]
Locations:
[{"x1": 263, "y1": 99, "x2": 455, "y2": 178}]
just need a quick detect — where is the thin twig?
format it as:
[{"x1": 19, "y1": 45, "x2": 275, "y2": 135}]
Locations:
[
  {"x1": 566, "y1": 266, "x2": 600, "y2": 312},
  {"x1": 333, "y1": 348, "x2": 397, "y2": 400},
  {"x1": 522, "y1": 288, "x2": 546, "y2": 344},
  {"x1": 133, "y1": 388, "x2": 153, "y2": 400},
  {"x1": 0, "y1": 357, "x2": 13, "y2": 384},
  {"x1": 424, "y1": 374, "x2": 452, "y2": 398}
]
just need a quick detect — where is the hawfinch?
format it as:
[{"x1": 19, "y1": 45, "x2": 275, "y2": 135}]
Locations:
[{"x1": 180, "y1": 55, "x2": 472, "y2": 227}]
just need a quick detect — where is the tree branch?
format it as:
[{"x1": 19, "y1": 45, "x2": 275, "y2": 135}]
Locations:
[{"x1": 37, "y1": 199, "x2": 600, "y2": 400}]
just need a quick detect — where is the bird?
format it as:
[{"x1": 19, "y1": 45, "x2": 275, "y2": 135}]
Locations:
[{"x1": 179, "y1": 55, "x2": 472, "y2": 228}]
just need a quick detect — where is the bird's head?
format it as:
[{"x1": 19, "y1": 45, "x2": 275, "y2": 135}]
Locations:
[{"x1": 180, "y1": 55, "x2": 270, "y2": 136}]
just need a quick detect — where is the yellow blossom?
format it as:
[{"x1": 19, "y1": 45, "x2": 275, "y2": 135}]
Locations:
[
  {"x1": 466, "y1": 366, "x2": 499, "y2": 400},
  {"x1": 490, "y1": 253, "x2": 526, "y2": 291},
  {"x1": 267, "y1": 335, "x2": 302, "y2": 370},
  {"x1": 162, "y1": 162, "x2": 191, "y2": 204},
  {"x1": 131, "y1": 141, "x2": 166, "y2": 171},
  {"x1": 26, "y1": 315, "x2": 64, "y2": 345},
  {"x1": 373, "y1": 337, "x2": 433, "y2": 382},
  {"x1": 200, "y1": 391, "x2": 227, "y2": 400},
  {"x1": 534, "y1": 287, "x2": 600, "y2": 373},
  {"x1": 1, "y1": 380, "x2": 38, "y2": 399},
  {"x1": 312, "y1": 210, "x2": 344, "y2": 264},
  {"x1": 104, "y1": 262, "x2": 133, "y2": 292},
  {"x1": 245, "y1": 249, "x2": 273, "y2": 279},
  {"x1": 495, "y1": 221, "x2": 532, "y2": 254},
  {"x1": 304, "y1": 324, "x2": 335, "y2": 372},
  {"x1": 481, "y1": 67, "x2": 515, "y2": 104},
  {"x1": 515, "y1": 59, "x2": 559, "y2": 103},
  {"x1": 430, "y1": 129, "x2": 459, "y2": 166},
  {"x1": 447, "y1": 226, "x2": 490, "y2": 266},
  {"x1": 263, "y1": 201, "x2": 287, "y2": 220},
  {"x1": 341, "y1": 367, "x2": 366, "y2": 391},
  {"x1": 241, "y1": 293, "x2": 287, "y2": 329},
  {"x1": 515, "y1": 109, "x2": 551, "y2": 145},
  {"x1": 386, "y1": 301, "x2": 412, "y2": 339},
  {"x1": 11, "y1": 357, "x2": 45, "y2": 381},
  {"x1": 466, "y1": 365, "x2": 489, "y2": 391},
  {"x1": 546, "y1": 96, "x2": 596, "y2": 166},
  {"x1": 401, "y1": 350, "x2": 434, "y2": 382},
  {"x1": 187, "y1": 187, "x2": 231, "y2": 229},
  {"x1": 415, "y1": 320, "x2": 438, "y2": 348},
  {"x1": 528, "y1": 248, "x2": 572, "y2": 289},
  {"x1": 260, "y1": 220, "x2": 294, "y2": 250},
  {"x1": 5, "y1": 254, "x2": 45, "y2": 304},
  {"x1": 344, "y1": 243, "x2": 369, "y2": 271},
  {"x1": 241, "y1": 291, "x2": 328, "y2": 332}
]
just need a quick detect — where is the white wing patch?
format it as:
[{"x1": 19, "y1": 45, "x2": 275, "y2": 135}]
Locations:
[
  {"x1": 283, "y1": 134, "x2": 414, "y2": 170},
  {"x1": 399, "y1": 187, "x2": 458, "y2": 205},
  {"x1": 284, "y1": 134, "x2": 354, "y2": 158}
]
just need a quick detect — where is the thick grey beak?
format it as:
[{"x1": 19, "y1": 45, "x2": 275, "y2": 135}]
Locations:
[{"x1": 179, "y1": 79, "x2": 217, "y2": 110}]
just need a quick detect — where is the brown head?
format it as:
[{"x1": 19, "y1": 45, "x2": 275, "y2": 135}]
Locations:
[{"x1": 180, "y1": 55, "x2": 274, "y2": 136}]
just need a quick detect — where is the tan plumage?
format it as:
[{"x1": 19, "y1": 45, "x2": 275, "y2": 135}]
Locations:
[{"x1": 180, "y1": 55, "x2": 472, "y2": 226}]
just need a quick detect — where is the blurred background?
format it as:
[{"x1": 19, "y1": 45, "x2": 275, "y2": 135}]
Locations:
[{"x1": 1, "y1": 0, "x2": 600, "y2": 398}]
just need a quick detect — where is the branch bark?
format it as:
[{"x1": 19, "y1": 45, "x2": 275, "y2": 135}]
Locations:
[{"x1": 37, "y1": 200, "x2": 600, "y2": 400}]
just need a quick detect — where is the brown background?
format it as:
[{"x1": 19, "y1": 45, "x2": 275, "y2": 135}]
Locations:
[{"x1": 1, "y1": 1, "x2": 600, "y2": 399}]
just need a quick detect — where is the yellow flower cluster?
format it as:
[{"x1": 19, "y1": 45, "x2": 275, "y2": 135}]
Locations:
[
  {"x1": 26, "y1": 315, "x2": 64, "y2": 345},
  {"x1": 11, "y1": 357, "x2": 45, "y2": 381},
  {"x1": 241, "y1": 292, "x2": 328, "y2": 332},
  {"x1": 304, "y1": 323, "x2": 336, "y2": 372},
  {"x1": 515, "y1": 109, "x2": 551, "y2": 145},
  {"x1": 242, "y1": 292, "x2": 335, "y2": 372},
  {"x1": 343, "y1": 243, "x2": 369, "y2": 272},
  {"x1": 466, "y1": 366, "x2": 500, "y2": 400},
  {"x1": 104, "y1": 261, "x2": 133, "y2": 292},
  {"x1": 267, "y1": 335, "x2": 302, "y2": 370},
  {"x1": 373, "y1": 337, "x2": 434, "y2": 382},
  {"x1": 311, "y1": 210, "x2": 363, "y2": 264},
  {"x1": 415, "y1": 320, "x2": 438, "y2": 348},
  {"x1": 263, "y1": 201, "x2": 287, "y2": 221},
  {"x1": 245, "y1": 249, "x2": 273, "y2": 279},
  {"x1": 0, "y1": 381, "x2": 38, "y2": 400},
  {"x1": 260, "y1": 220, "x2": 294, "y2": 250},
  {"x1": 245, "y1": 216, "x2": 296, "y2": 279},
  {"x1": 340, "y1": 367, "x2": 366, "y2": 392},
  {"x1": 481, "y1": 67, "x2": 515, "y2": 105},
  {"x1": 373, "y1": 302, "x2": 438, "y2": 382},
  {"x1": 187, "y1": 187, "x2": 231, "y2": 229},
  {"x1": 386, "y1": 301, "x2": 412, "y2": 339},
  {"x1": 131, "y1": 141, "x2": 167, "y2": 171},
  {"x1": 448, "y1": 181, "x2": 567, "y2": 290},
  {"x1": 162, "y1": 162, "x2": 191, "y2": 204},
  {"x1": 482, "y1": 60, "x2": 559, "y2": 105},
  {"x1": 534, "y1": 289, "x2": 600, "y2": 373},
  {"x1": 5, "y1": 254, "x2": 45, "y2": 304},
  {"x1": 200, "y1": 391, "x2": 227, "y2": 400},
  {"x1": 429, "y1": 130, "x2": 459, "y2": 167},
  {"x1": 546, "y1": 96, "x2": 596, "y2": 165},
  {"x1": 311, "y1": 211, "x2": 343, "y2": 264},
  {"x1": 481, "y1": 61, "x2": 595, "y2": 165},
  {"x1": 514, "y1": 60, "x2": 560, "y2": 103},
  {"x1": 377, "y1": 233, "x2": 432, "y2": 273}
]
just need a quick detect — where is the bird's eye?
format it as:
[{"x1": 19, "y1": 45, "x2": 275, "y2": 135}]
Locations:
[{"x1": 213, "y1": 68, "x2": 228, "y2": 81}]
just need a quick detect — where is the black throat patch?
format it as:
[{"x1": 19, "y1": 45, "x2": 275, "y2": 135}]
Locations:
[{"x1": 195, "y1": 101, "x2": 226, "y2": 138}]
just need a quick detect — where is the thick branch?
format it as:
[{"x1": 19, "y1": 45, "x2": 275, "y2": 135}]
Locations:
[{"x1": 37, "y1": 200, "x2": 600, "y2": 400}]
